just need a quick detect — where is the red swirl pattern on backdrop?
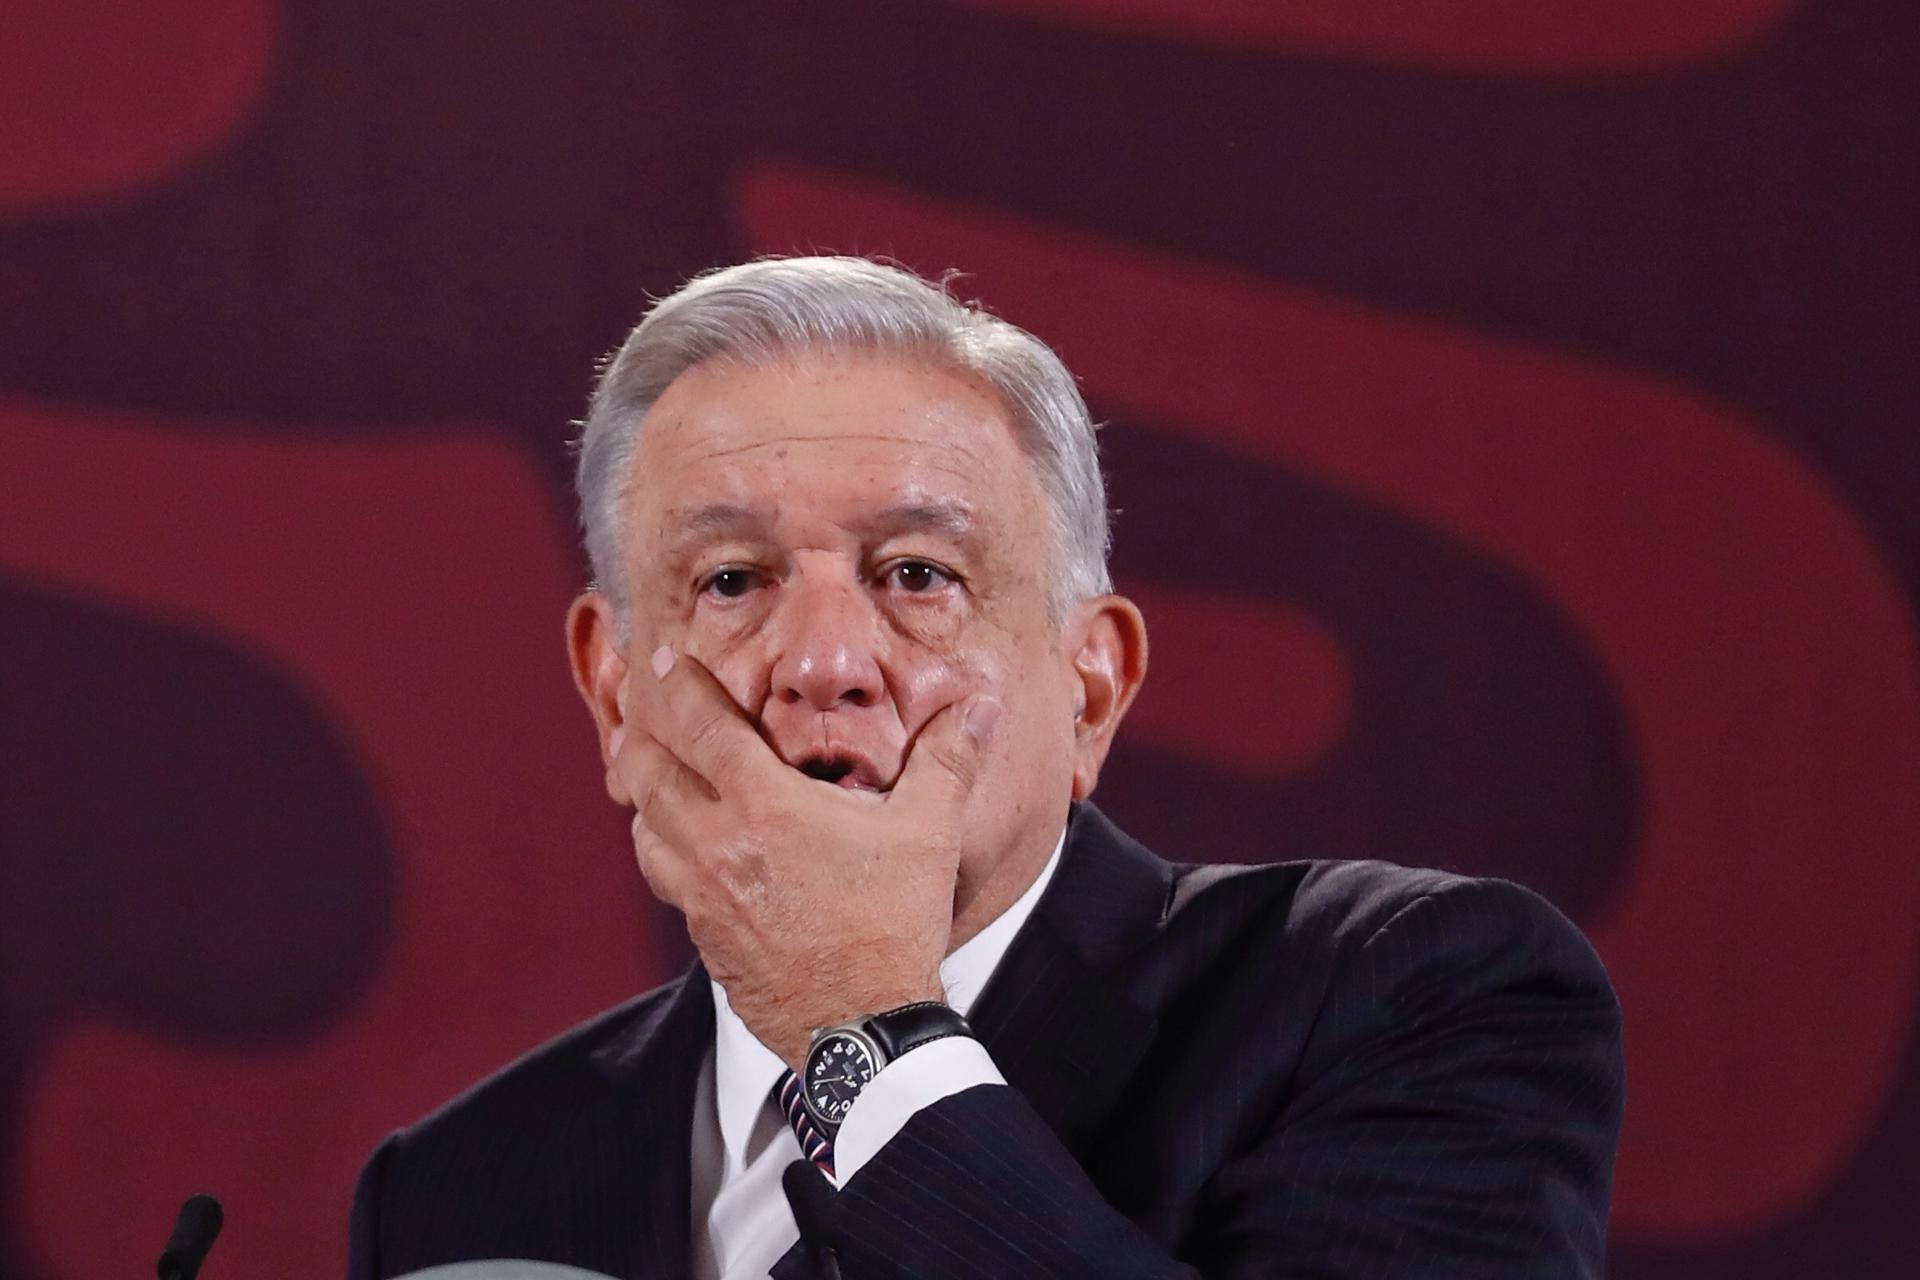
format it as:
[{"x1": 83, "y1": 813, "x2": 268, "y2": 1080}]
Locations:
[{"x1": 1, "y1": 2, "x2": 1915, "y2": 1277}]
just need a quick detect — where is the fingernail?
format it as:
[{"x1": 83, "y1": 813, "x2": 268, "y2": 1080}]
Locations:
[
  {"x1": 651, "y1": 645, "x2": 675, "y2": 679},
  {"x1": 965, "y1": 697, "x2": 1003, "y2": 742}
]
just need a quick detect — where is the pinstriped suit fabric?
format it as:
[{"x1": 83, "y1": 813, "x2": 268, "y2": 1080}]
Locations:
[{"x1": 351, "y1": 804, "x2": 1622, "y2": 1279}]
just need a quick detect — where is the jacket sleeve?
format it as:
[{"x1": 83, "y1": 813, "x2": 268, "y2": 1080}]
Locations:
[{"x1": 823, "y1": 878, "x2": 1624, "y2": 1279}]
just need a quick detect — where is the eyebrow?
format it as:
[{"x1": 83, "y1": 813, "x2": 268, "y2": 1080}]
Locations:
[
  {"x1": 847, "y1": 500, "x2": 981, "y2": 545},
  {"x1": 652, "y1": 503, "x2": 766, "y2": 572},
  {"x1": 656, "y1": 499, "x2": 983, "y2": 561},
  {"x1": 661, "y1": 502, "x2": 765, "y2": 541}
]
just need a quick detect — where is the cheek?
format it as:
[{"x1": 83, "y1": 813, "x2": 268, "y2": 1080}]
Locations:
[
  {"x1": 893, "y1": 650, "x2": 982, "y2": 723},
  {"x1": 895, "y1": 636, "x2": 1061, "y2": 745},
  {"x1": 697, "y1": 641, "x2": 774, "y2": 719},
  {"x1": 646, "y1": 609, "x2": 774, "y2": 718},
  {"x1": 886, "y1": 596, "x2": 969, "y2": 648}
]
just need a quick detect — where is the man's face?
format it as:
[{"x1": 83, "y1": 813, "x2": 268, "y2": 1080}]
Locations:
[{"x1": 610, "y1": 351, "x2": 1086, "y2": 910}]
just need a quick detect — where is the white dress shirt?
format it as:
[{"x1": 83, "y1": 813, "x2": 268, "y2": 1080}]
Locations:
[{"x1": 688, "y1": 831, "x2": 1066, "y2": 1280}]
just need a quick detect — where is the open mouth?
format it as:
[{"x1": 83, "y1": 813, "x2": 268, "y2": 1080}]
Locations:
[{"x1": 795, "y1": 753, "x2": 886, "y2": 792}]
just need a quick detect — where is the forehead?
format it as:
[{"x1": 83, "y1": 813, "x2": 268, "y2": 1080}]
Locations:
[{"x1": 625, "y1": 353, "x2": 1048, "y2": 550}]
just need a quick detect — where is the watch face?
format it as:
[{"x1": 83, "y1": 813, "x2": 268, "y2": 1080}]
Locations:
[{"x1": 804, "y1": 1030, "x2": 879, "y2": 1128}]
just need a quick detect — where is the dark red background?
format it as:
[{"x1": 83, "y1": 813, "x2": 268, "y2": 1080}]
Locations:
[{"x1": 2, "y1": 1, "x2": 1916, "y2": 1275}]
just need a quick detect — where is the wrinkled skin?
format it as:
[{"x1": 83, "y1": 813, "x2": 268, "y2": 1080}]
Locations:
[{"x1": 566, "y1": 353, "x2": 1147, "y2": 1069}]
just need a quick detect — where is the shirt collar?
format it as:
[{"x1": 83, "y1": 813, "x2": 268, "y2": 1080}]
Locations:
[{"x1": 709, "y1": 826, "x2": 1067, "y2": 1168}]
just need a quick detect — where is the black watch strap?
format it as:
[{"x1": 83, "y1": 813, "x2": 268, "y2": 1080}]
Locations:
[{"x1": 863, "y1": 1000, "x2": 974, "y2": 1062}]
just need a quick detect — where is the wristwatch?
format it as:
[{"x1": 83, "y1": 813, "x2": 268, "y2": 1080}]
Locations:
[{"x1": 800, "y1": 1000, "x2": 974, "y2": 1132}]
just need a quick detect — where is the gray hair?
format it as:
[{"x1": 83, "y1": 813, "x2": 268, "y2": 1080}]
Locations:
[{"x1": 573, "y1": 255, "x2": 1111, "y2": 634}]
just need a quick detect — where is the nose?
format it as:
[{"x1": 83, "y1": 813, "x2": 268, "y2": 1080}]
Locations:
[{"x1": 767, "y1": 566, "x2": 885, "y2": 712}]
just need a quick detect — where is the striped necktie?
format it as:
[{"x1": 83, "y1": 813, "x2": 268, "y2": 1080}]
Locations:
[{"x1": 774, "y1": 1069, "x2": 835, "y2": 1177}]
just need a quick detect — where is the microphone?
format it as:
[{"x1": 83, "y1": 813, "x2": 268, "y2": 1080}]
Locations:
[
  {"x1": 781, "y1": 1160, "x2": 842, "y2": 1280},
  {"x1": 157, "y1": 1194, "x2": 223, "y2": 1280}
]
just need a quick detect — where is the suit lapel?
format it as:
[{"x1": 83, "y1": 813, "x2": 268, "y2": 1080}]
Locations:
[
  {"x1": 576, "y1": 961, "x2": 713, "y2": 1280},
  {"x1": 968, "y1": 803, "x2": 1172, "y2": 1158}
]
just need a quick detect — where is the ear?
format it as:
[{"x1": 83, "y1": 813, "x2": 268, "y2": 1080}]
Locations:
[
  {"x1": 1064, "y1": 594, "x2": 1149, "y2": 801},
  {"x1": 565, "y1": 590, "x2": 632, "y2": 803}
]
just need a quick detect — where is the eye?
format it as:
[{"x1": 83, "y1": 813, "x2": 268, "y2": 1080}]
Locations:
[
  {"x1": 883, "y1": 559, "x2": 952, "y2": 594},
  {"x1": 701, "y1": 566, "x2": 762, "y2": 599}
]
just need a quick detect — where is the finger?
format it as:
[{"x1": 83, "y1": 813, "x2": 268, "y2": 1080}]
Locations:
[
  {"x1": 603, "y1": 670, "x2": 637, "y2": 799},
  {"x1": 610, "y1": 724, "x2": 717, "y2": 848},
  {"x1": 649, "y1": 648, "x2": 772, "y2": 794},
  {"x1": 891, "y1": 696, "x2": 1002, "y2": 811},
  {"x1": 631, "y1": 812, "x2": 694, "y2": 910}
]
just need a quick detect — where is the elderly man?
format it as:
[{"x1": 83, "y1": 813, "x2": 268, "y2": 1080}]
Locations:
[{"x1": 348, "y1": 257, "x2": 1623, "y2": 1279}]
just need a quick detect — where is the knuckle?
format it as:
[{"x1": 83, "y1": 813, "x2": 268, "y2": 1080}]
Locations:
[
  {"x1": 919, "y1": 741, "x2": 972, "y2": 788},
  {"x1": 631, "y1": 839, "x2": 666, "y2": 889},
  {"x1": 687, "y1": 712, "x2": 733, "y2": 758},
  {"x1": 635, "y1": 773, "x2": 666, "y2": 822}
]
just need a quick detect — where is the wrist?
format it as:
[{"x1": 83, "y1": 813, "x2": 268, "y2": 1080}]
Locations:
[
  {"x1": 772, "y1": 972, "x2": 946, "y2": 1070},
  {"x1": 798, "y1": 1000, "x2": 976, "y2": 1132},
  {"x1": 815, "y1": 972, "x2": 944, "y2": 1039}
]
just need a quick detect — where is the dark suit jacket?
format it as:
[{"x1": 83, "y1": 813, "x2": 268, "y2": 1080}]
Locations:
[{"x1": 349, "y1": 804, "x2": 1623, "y2": 1278}]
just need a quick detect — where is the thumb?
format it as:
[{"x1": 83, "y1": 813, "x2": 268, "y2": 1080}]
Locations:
[{"x1": 892, "y1": 696, "x2": 1002, "y2": 809}]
